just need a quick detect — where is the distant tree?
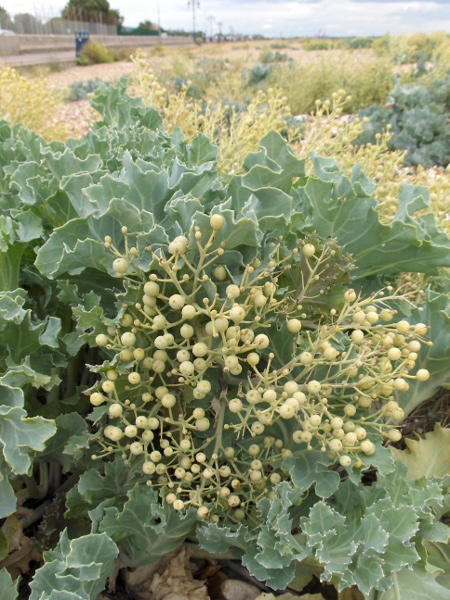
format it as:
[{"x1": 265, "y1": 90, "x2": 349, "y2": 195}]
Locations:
[
  {"x1": 0, "y1": 6, "x2": 13, "y2": 29},
  {"x1": 62, "y1": 0, "x2": 122, "y2": 26},
  {"x1": 14, "y1": 13, "x2": 42, "y2": 34},
  {"x1": 137, "y1": 20, "x2": 158, "y2": 31}
]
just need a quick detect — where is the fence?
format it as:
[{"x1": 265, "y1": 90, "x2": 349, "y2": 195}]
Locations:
[{"x1": 0, "y1": 18, "x2": 117, "y2": 36}]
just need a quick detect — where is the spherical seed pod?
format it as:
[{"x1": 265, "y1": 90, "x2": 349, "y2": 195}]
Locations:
[
  {"x1": 173, "y1": 499, "x2": 185, "y2": 511},
  {"x1": 292, "y1": 430, "x2": 303, "y2": 443},
  {"x1": 152, "y1": 360, "x2": 166, "y2": 373},
  {"x1": 344, "y1": 289, "x2": 357, "y2": 303},
  {"x1": 141, "y1": 430, "x2": 154, "y2": 443},
  {"x1": 380, "y1": 309, "x2": 394, "y2": 322},
  {"x1": 416, "y1": 368, "x2": 430, "y2": 381},
  {"x1": 229, "y1": 305, "x2": 246, "y2": 324},
  {"x1": 252, "y1": 294, "x2": 267, "y2": 308},
  {"x1": 134, "y1": 416, "x2": 147, "y2": 429},
  {"x1": 260, "y1": 391, "x2": 276, "y2": 407},
  {"x1": 279, "y1": 403, "x2": 296, "y2": 419},
  {"x1": 181, "y1": 304, "x2": 196, "y2": 320},
  {"x1": 150, "y1": 451, "x2": 162, "y2": 463},
  {"x1": 195, "y1": 418, "x2": 210, "y2": 432},
  {"x1": 179, "y1": 361, "x2": 195, "y2": 376},
  {"x1": 226, "y1": 284, "x2": 240, "y2": 299},
  {"x1": 133, "y1": 348, "x2": 145, "y2": 361},
  {"x1": 193, "y1": 342, "x2": 209, "y2": 357},
  {"x1": 388, "y1": 429, "x2": 402, "y2": 442},
  {"x1": 161, "y1": 393, "x2": 176, "y2": 408},
  {"x1": 121, "y1": 332, "x2": 136, "y2": 347},
  {"x1": 225, "y1": 355, "x2": 239, "y2": 369},
  {"x1": 90, "y1": 392, "x2": 105, "y2": 406},
  {"x1": 366, "y1": 311, "x2": 379, "y2": 324},
  {"x1": 130, "y1": 442, "x2": 144, "y2": 455},
  {"x1": 193, "y1": 357, "x2": 207, "y2": 371},
  {"x1": 180, "y1": 324, "x2": 194, "y2": 339},
  {"x1": 169, "y1": 294, "x2": 185, "y2": 310},
  {"x1": 309, "y1": 414, "x2": 322, "y2": 427},
  {"x1": 388, "y1": 347, "x2": 402, "y2": 361},
  {"x1": 168, "y1": 236, "x2": 189, "y2": 255},
  {"x1": 246, "y1": 389, "x2": 261, "y2": 405},
  {"x1": 339, "y1": 455, "x2": 352, "y2": 467},
  {"x1": 196, "y1": 452, "x2": 206, "y2": 463},
  {"x1": 214, "y1": 317, "x2": 229, "y2": 333},
  {"x1": 299, "y1": 351, "x2": 313, "y2": 366},
  {"x1": 112, "y1": 258, "x2": 129, "y2": 274},
  {"x1": 355, "y1": 427, "x2": 367, "y2": 440},
  {"x1": 128, "y1": 372, "x2": 141, "y2": 385},
  {"x1": 287, "y1": 319, "x2": 302, "y2": 333},
  {"x1": 343, "y1": 432, "x2": 358, "y2": 446},
  {"x1": 254, "y1": 334, "x2": 269, "y2": 348},
  {"x1": 414, "y1": 323, "x2": 427, "y2": 336},
  {"x1": 142, "y1": 292, "x2": 157, "y2": 308},
  {"x1": 307, "y1": 380, "x2": 321, "y2": 394},
  {"x1": 210, "y1": 213, "x2": 225, "y2": 230},
  {"x1": 351, "y1": 330, "x2": 365, "y2": 344},
  {"x1": 197, "y1": 506, "x2": 209, "y2": 518},
  {"x1": 344, "y1": 404, "x2": 357, "y2": 416},
  {"x1": 124, "y1": 425, "x2": 138, "y2": 438},
  {"x1": 102, "y1": 380, "x2": 115, "y2": 394},
  {"x1": 213, "y1": 265, "x2": 227, "y2": 281},
  {"x1": 353, "y1": 311, "x2": 366, "y2": 324},
  {"x1": 393, "y1": 378, "x2": 409, "y2": 392},
  {"x1": 329, "y1": 439, "x2": 343, "y2": 452},
  {"x1": 302, "y1": 244, "x2": 315, "y2": 258},
  {"x1": 152, "y1": 315, "x2": 167, "y2": 330},
  {"x1": 396, "y1": 320, "x2": 410, "y2": 334},
  {"x1": 229, "y1": 398, "x2": 243, "y2": 413},
  {"x1": 270, "y1": 472, "x2": 281, "y2": 485},
  {"x1": 240, "y1": 329, "x2": 254, "y2": 343},
  {"x1": 283, "y1": 381, "x2": 299, "y2": 396},
  {"x1": 248, "y1": 444, "x2": 260, "y2": 456},
  {"x1": 176, "y1": 349, "x2": 191, "y2": 363},
  {"x1": 197, "y1": 380, "x2": 211, "y2": 394},
  {"x1": 292, "y1": 391, "x2": 306, "y2": 405},
  {"x1": 144, "y1": 281, "x2": 160, "y2": 297},
  {"x1": 155, "y1": 386, "x2": 168, "y2": 400},
  {"x1": 247, "y1": 352, "x2": 261, "y2": 367},
  {"x1": 119, "y1": 350, "x2": 134, "y2": 362},
  {"x1": 251, "y1": 422, "x2": 265, "y2": 435},
  {"x1": 95, "y1": 333, "x2": 109, "y2": 347},
  {"x1": 228, "y1": 495, "x2": 240, "y2": 508},
  {"x1": 263, "y1": 282, "x2": 277, "y2": 297},
  {"x1": 147, "y1": 417, "x2": 159, "y2": 430},
  {"x1": 223, "y1": 446, "x2": 235, "y2": 458},
  {"x1": 142, "y1": 461, "x2": 156, "y2": 474},
  {"x1": 203, "y1": 468, "x2": 214, "y2": 479},
  {"x1": 104, "y1": 426, "x2": 123, "y2": 442},
  {"x1": 360, "y1": 440, "x2": 376, "y2": 456}
]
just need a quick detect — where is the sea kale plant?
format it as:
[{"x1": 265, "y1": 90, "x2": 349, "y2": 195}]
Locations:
[{"x1": 0, "y1": 79, "x2": 449, "y2": 599}]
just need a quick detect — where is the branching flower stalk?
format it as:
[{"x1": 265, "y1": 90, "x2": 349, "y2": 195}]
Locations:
[{"x1": 89, "y1": 218, "x2": 430, "y2": 521}]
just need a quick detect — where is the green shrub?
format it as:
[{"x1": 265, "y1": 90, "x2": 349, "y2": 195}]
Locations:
[
  {"x1": 358, "y1": 77, "x2": 450, "y2": 168},
  {"x1": 269, "y1": 54, "x2": 392, "y2": 114},
  {"x1": 77, "y1": 41, "x2": 113, "y2": 65}
]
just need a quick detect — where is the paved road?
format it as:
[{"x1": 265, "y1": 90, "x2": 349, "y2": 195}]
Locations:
[{"x1": 0, "y1": 50, "x2": 76, "y2": 67}]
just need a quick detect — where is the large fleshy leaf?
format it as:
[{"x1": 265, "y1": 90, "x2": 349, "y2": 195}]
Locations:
[
  {"x1": 391, "y1": 424, "x2": 450, "y2": 479},
  {"x1": 29, "y1": 530, "x2": 118, "y2": 600}
]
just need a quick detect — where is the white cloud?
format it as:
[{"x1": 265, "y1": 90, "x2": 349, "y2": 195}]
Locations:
[{"x1": 1, "y1": 0, "x2": 450, "y2": 36}]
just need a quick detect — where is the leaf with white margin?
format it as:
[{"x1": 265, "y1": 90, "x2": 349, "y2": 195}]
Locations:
[
  {"x1": 29, "y1": 530, "x2": 118, "y2": 600},
  {"x1": 0, "y1": 383, "x2": 56, "y2": 474}
]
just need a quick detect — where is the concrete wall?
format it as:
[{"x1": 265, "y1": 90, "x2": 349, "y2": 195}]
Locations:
[{"x1": 0, "y1": 34, "x2": 193, "y2": 57}]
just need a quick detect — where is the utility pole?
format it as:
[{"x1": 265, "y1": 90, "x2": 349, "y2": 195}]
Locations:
[
  {"x1": 157, "y1": 0, "x2": 161, "y2": 34},
  {"x1": 217, "y1": 20, "x2": 222, "y2": 41},
  {"x1": 188, "y1": 0, "x2": 200, "y2": 38},
  {"x1": 207, "y1": 15, "x2": 215, "y2": 39}
]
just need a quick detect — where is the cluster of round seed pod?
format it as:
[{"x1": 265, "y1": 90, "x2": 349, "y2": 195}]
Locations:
[{"x1": 89, "y1": 218, "x2": 430, "y2": 518}]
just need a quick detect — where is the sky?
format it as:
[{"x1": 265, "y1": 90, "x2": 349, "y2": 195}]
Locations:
[{"x1": 1, "y1": 0, "x2": 450, "y2": 37}]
